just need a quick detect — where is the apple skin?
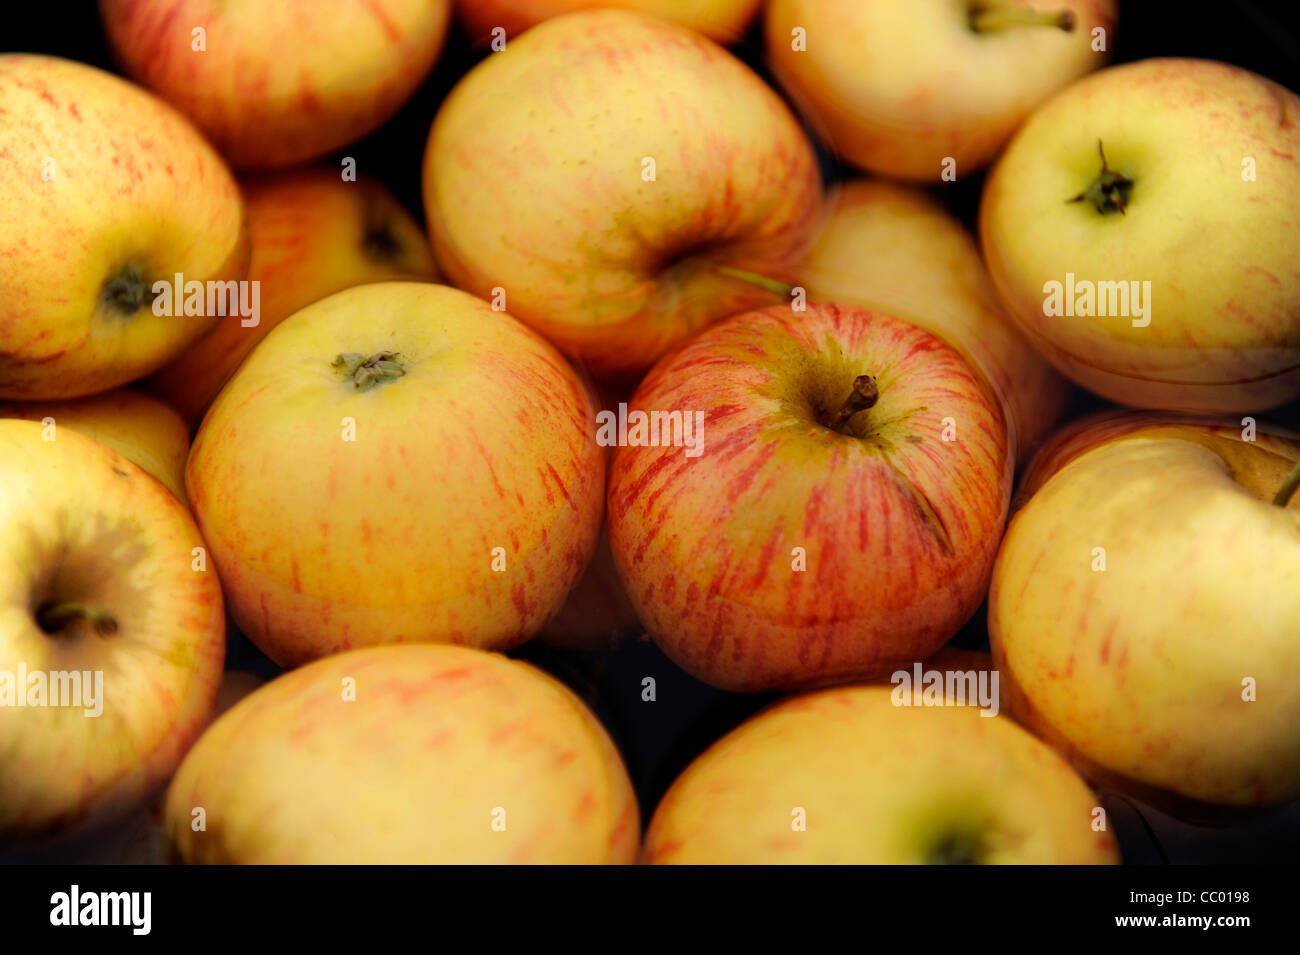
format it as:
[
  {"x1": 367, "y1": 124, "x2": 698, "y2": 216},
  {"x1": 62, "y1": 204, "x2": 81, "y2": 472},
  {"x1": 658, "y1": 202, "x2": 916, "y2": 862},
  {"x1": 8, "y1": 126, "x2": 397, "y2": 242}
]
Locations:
[
  {"x1": 98, "y1": 0, "x2": 451, "y2": 169},
  {"x1": 424, "y1": 9, "x2": 823, "y2": 380},
  {"x1": 148, "y1": 169, "x2": 440, "y2": 429},
  {"x1": 989, "y1": 410, "x2": 1300, "y2": 818},
  {"x1": 642, "y1": 683, "x2": 1119, "y2": 863},
  {"x1": 607, "y1": 302, "x2": 1012, "y2": 692},
  {"x1": 0, "y1": 420, "x2": 225, "y2": 843},
  {"x1": 0, "y1": 389, "x2": 190, "y2": 505},
  {"x1": 455, "y1": 0, "x2": 762, "y2": 44},
  {"x1": 165, "y1": 645, "x2": 639, "y2": 863},
  {"x1": 187, "y1": 282, "x2": 605, "y2": 668},
  {"x1": 980, "y1": 58, "x2": 1300, "y2": 412},
  {"x1": 0, "y1": 55, "x2": 249, "y2": 400},
  {"x1": 798, "y1": 180, "x2": 1069, "y2": 465},
  {"x1": 765, "y1": 0, "x2": 1115, "y2": 182}
]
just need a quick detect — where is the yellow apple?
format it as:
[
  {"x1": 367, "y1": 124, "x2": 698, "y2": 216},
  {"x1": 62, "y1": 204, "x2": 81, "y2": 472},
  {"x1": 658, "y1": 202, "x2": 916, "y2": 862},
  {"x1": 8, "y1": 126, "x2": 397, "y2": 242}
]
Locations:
[
  {"x1": 0, "y1": 421, "x2": 225, "y2": 842},
  {"x1": 187, "y1": 282, "x2": 605, "y2": 667},
  {"x1": 765, "y1": 0, "x2": 1115, "y2": 181},
  {"x1": 981, "y1": 58, "x2": 1300, "y2": 411},
  {"x1": 166, "y1": 644, "x2": 638, "y2": 863},
  {"x1": 455, "y1": 0, "x2": 762, "y2": 43},
  {"x1": 149, "y1": 169, "x2": 440, "y2": 428},
  {"x1": 0, "y1": 390, "x2": 190, "y2": 505},
  {"x1": 799, "y1": 180, "x2": 1069, "y2": 464},
  {"x1": 0, "y1": 55, "x2": 249, "y2": 400},
  {"x1": 424, "y1": 9, "x2": 823, "y2": 380},
  {"x1": 98, "y1": 0, "x2": 452, "y2": 169},
  {"x1": 990, "y1": 410, "x2": 1300, "y2": 818},
  {"x1": 643, "y1": 683, "x2": 1119, "y2": 863}
]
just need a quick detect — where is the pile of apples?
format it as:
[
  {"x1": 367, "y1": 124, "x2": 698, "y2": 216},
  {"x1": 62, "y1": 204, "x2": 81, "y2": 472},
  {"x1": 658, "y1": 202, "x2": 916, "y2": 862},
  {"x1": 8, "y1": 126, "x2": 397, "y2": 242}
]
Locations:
[{"x1": 1, "y1": 0, "x2": 1297, "y2": 865}]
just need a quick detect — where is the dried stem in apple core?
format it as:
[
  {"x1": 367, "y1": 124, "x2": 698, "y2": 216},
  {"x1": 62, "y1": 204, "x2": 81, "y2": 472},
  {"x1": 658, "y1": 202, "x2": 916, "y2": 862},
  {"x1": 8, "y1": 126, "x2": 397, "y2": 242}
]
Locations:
[
  {"x1": 1274, "y1": 457, "x2": 1300, "y2": 507},
  {"x1": 713, "y1": 264, "x2": 795, "y2": 299},
  {"x1": 37, "y1": 601, "x2": 118, "y2": 636},
  {"x1": 1068, "y1": 140, "x2": 1134, "y2": 215},
  {"x1": 333, "y1": 351, "x2": 407, "y2": 392},
  {"x1": 968, "y1": 4, "x2": 1075, "y2": 33},
  {"x1": 831, "y1": 374, "x2": 879, "y2": 432}
]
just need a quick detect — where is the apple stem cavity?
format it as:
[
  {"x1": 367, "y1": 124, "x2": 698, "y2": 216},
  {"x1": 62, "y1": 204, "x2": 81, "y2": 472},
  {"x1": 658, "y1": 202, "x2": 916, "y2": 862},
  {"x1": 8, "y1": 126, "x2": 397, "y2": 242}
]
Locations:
[
  {"x1": 100, "y1": 263, "x2": 158, "y2": 316},
  {"x1": 968, "y1": 3, "x2": 1075, "y2": 33},
  {"x1": 1068, "y1": 140, "x2": 1134, "y2": 215},
  {"x1": 37, "y1": 601, "x2": 118, "y2": 637},
  {"x1": 827, "y1": 374, "x2": 879, "y2": 433},
  {"x1": 363, "y1": 223, "x2": 401, "y2": 261},
  {"x1": 1274, "y1": 458, "x2": 1300, "y2": 508},
  {"x1": 713, "y1": 264, "x2": 794, "y2": 299},
  {"x1": 333, "y1": 351, "x2": 407, "y2": 392}
]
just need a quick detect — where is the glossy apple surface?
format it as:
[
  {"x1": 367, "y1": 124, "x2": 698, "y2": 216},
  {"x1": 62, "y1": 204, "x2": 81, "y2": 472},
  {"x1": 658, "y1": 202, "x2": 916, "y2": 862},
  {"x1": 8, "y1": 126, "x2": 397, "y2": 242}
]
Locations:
[
  {"x1": 608, "y1": 302, "x2": 1011, "y2": 692},
  {"x1": 981, "y1": 59, "x2": 1300, "y2": 411}
]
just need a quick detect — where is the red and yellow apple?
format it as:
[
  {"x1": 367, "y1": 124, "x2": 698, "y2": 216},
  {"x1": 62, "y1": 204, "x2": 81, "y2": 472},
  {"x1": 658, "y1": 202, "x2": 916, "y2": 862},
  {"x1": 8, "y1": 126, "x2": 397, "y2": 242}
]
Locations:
[
  {"x1": 149, "y1": 169, "x2": 440, "y2": 428},
  {"x1": 0, "y1": 55, "x2": 248, "y2": 400},
  {"x1": 798, "y1": 180, "x2": 1069, "y2": 464},
  {"x1": 187, "y1": 282, "x2": 605, "y2": 667},
  {"x1": 607, "y1": 302, "x2": 1012, "y2": 692},
  {"x1": 424, "y1": 9, "x2": 823, "y2": 380},
  {"x1": 990, "y1": 410, "x2": 1300, "y2": 818},
  {"x1": 980, "y1": 58, "x2": 1300, "y2": 411},
  {"x1": 0, "y1": 421, "x2": 225, "y2": 842},
  {"x1": 99, "y1": 0, "x2": 452, "y2": 169},
  {"x1": 455, "y1": 0, "x2": 762, "y2": 44},
  {"x1": 643, "y1": 683, "x2": 1119, "y2": 863},
  {"x1": 765, "y1": 0, "x2": 1115, "y2": 181},
  {"x1": 166, "y1": 644, "x2": 639, "y2": 863},
  {"x1": 0, "y1": 390, "x2": 190, "y2": 505}
]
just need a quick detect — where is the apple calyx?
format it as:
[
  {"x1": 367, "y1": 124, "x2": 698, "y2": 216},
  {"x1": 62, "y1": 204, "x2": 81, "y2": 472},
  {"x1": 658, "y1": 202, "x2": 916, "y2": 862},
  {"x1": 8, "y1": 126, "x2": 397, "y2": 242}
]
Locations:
[
  {"x1": 968, "y1": 2, "x2": 1075, "y2": 33},
  {"x1": 333, "y1": 351, "x2": 407, "y2": 392},
  {"x1": 1068, "y1": 140, "x2": 1133, "y2": 215},
  {"x1": 713, "y1": 264, "x2": 795, "y2": 299},
  {"x1": 825, "y1": 374, "x2": 879, "y2": 434},
  {"x1": 36, "y1": 601, "x2": 118, "y2": 637},
  {"x1": 100, "y1": 263, "x2": 158, "y2": 315},
  {"x1": 363, "y1": 222, "x2": 401, "y2": 261},
  {"x1": 926, "y1": 829, "x2": 986, "y2": 865},
  {"x1": 1274, "y1": 458, "x2": 1300, "y2": 508}
]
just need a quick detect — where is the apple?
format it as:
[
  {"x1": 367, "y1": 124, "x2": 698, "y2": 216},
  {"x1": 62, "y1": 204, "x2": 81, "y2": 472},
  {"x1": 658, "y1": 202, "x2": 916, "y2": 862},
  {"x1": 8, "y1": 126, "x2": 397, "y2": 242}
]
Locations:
[
  {"x1": 165, "y1": 644, "x2": 638, "y2": 863},
  {"x1": 980, "y1": 58, "x2": 1300, "y2": 411},
  {"x1": 0, "y1": 420, "x2": 225, "y2": 842},
  {"x1": 148, "y1": 169, "x2": 440, "y2": 428},
  {"x1": 607, "y1": 302, "x2": 1012, "y2": 692},
  {"x1": 535, "y1": 529, "x2": 643, "y2": 651},
  {"x1": 455, "y1": 0, "x2": 762, "y2": 44},
  {"x1": 798, "y1": 180, "x2": 1069, "y2": 464},
  {"x1": 187, "y1": 282, "x2": 605, "y2": 668},
  {"x1": 642, "y1": 683, "x2": 1119, "y2": 863},
  {"x1": 424, "y1": 9, "x2": 823, "y2": 380},
  {"x1": 0, "y1": 389, "x2": 191, "y2": 505},
  {"x1": 765, "y1": 0, "x2": 1115, "y2": 181},
  {"x1": 989, "y1": 410, "x2": 1300, "y2": 818},
  {"x1": 98, "y1": 0, "x2": 452, "y2": 169},
  {"x1": 0, "y1": 55, "x2": 249, "y2": 400}
]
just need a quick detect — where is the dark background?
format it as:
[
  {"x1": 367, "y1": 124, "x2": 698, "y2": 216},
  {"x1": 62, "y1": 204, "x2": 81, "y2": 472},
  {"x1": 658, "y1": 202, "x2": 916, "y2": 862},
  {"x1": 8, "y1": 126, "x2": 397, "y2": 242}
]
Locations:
[{"x1": 7, "y1": 0, "x2": 1300, "y2": 864}]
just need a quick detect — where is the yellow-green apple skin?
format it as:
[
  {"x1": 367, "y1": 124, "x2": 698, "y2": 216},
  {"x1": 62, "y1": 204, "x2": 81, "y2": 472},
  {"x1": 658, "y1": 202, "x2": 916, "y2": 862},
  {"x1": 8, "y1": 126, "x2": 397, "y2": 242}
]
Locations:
[
  {"x1": 607, "y1": 302, "x2": 1012, "y2": 692},
  {"x1": 149, "y1": 169, "x2": 440, "y2": 428},
  {"x1": 0, "y1": 421, "x2": 225, "y2": 842},
  {"x1": 187, "y1": 282, "x2": 605, "y2": 668},
  {"x1": 989, "y1": 410, "x2": 1300, "y2": 816},
  {"x1": 799, "y1": 180, "x2": 1069, "y2": 465},
  {"x1": 455, "y1": 0, "x2": 762, "y2": 43},
  {"x1": 424, "y1": 9, "x2": 823, "y2": 380},
  {"x1": 0, "y1": 55, "x2": 249, "y2": 400},
  {"x1": 98, "y1": 0, "x2": 451, "y2": 169},
  {"x1": 642, "y1": 683, "x2": 1119, "y2": 863},
  {"x1": 765, "y1": 0, "x2": 1115, "y2": 182},
  {"x1": 165, "y1": 644, "x2": 639, "y2": 863},
  {"x1": 980, "y1": 59, "x2": 1300, "y2": 412},
  {"x1": 0, "y1": 389, "x2": 190, "y2": 505}
]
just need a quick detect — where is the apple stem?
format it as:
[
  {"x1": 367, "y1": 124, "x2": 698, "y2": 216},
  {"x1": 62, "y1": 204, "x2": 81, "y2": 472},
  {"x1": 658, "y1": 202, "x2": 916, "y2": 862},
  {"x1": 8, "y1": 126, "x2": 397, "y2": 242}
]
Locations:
[
  {"x1": 1068, "y1": 140, "x2": 1133, "y2": 215},
  {"x1": 969, "y1": 4, "x2": 1075, "y2": 33},
  {"x1": 713, "y1": 264, "x2": 794, "y2": 299},
  {"x1": 37, "y1": 602, "x2": 118, "y2": 636},
  {"x1": 333, "y1": 351, "x2": 407, "y2": 392},
  {"x1": 830, "y1": 375, "x2": 879, "y2": 431},
  {"x1": 1274, "y1": 458, "x2": 1300, "y2": 507}
]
